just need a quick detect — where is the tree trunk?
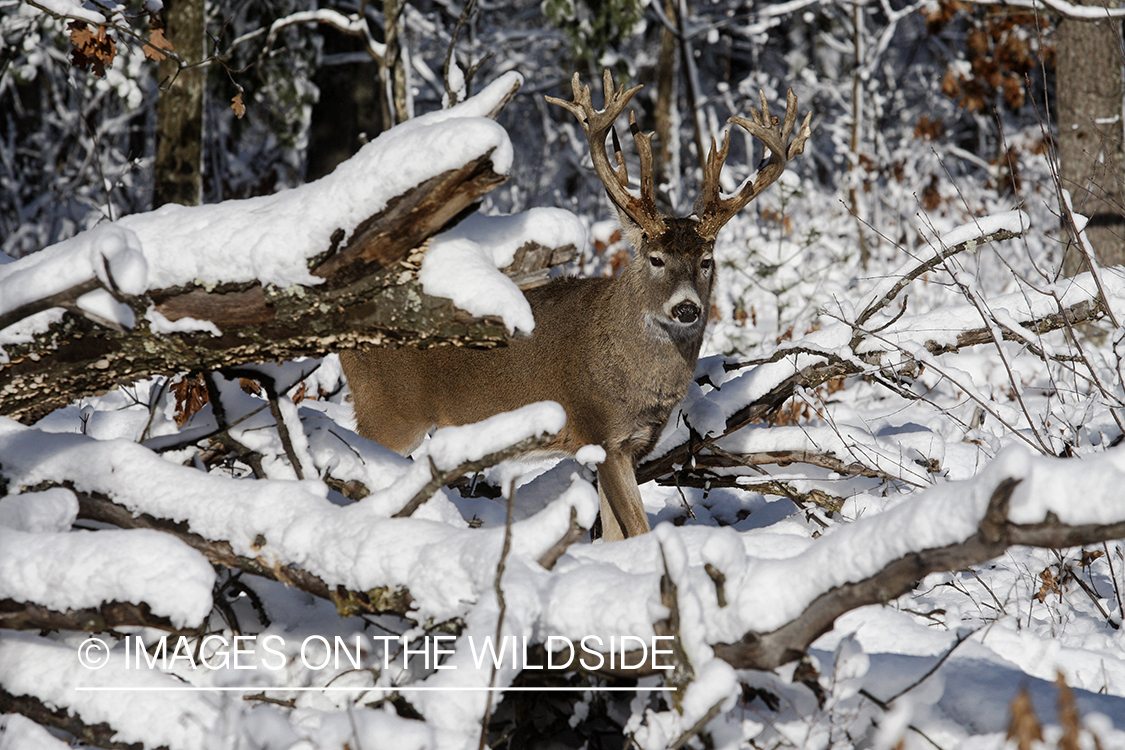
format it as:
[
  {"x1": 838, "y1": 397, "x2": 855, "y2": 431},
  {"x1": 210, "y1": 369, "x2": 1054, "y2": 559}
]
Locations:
[
  {"x1": 653, "y1": 0, "x2": 678, "y2": 202},
  {"x1": 382, "y1": 0, "x2": 410, "y2": 128},
  {"x1": 307, "y1": 29, "x2": 382, "y2": 182},
  {"x1": 153, "y1": 0, "x2": 205, "y2": 208},
  {"x1": 1057, "y1": 0, "x2": 1125, "y2": 275}
]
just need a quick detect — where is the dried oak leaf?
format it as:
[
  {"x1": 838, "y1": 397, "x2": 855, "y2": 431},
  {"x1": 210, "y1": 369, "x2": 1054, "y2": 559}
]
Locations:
[
  {"x1": 144, "y1": 28, "x2": 174, "y2": 62},
  {"x1": 68, "y1": 21, "x2": 116, "y2": 78},
  {"x1": 231, "y1": 91, "x2": 246, "y2": 119},
  {"x1": 1036, "y1": 566, "x2": 1060, "y2": 602}
]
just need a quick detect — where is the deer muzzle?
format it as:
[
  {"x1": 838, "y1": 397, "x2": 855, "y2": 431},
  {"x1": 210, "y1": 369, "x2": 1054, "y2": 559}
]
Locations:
[{"x1": 671, "y1": 301, "x2": 701, "y2": 324}]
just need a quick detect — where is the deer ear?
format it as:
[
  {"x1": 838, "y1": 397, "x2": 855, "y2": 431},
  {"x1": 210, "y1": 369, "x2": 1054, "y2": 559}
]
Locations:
[{"x1": 614, "y1": 204, "x2": 646, "y2": 248}]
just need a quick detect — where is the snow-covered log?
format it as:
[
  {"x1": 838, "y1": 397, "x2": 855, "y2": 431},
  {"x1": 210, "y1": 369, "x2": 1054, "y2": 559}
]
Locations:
[{"x1": 0, "y1": 72, "x2": 580, "y2": 424}]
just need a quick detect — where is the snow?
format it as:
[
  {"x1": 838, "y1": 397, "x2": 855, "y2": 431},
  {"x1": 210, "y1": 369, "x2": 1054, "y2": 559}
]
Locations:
[
  {"x1": 9, "y1": 51, "x2": 1125, "y2": 749},
  {"x1": 114, "y1": 103, "x2": 513, "y2": 290},
  {"x1": 423, "y1": 401, "x2": 567, "y2": 469},
  {"x1": 0, "y1": 409, "x2": 588, "y2": 624},
  {"x1": 420, "y1": 208, "x2": 587, "y2": 334},
  {"x1": 0, "y1": 712, "x2": 71, "y2": 750},
  {"x1": 0, "y1": 516, "x2": 215, "y2": 629},
  {"x1": 0, "y1": 632, "x2": 222, "y2": 750},
  {"x1": 0, "y1": 223, "x2": 145, "y2": 323},
  {"x1": 0, "y1": 487, "x2": 76, "y2": 532},
  {"x1": 30, "y1": 0, "x2": 108, "y2": 24}
]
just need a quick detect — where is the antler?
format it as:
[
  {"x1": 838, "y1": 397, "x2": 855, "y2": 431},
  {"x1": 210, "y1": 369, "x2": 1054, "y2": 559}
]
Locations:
[
  {"x1": 695, "y1": 88, "x2": 812, "y2": 241},
  {"x1": 546, "y1": 70, "x2": 666, "y2": 238}
]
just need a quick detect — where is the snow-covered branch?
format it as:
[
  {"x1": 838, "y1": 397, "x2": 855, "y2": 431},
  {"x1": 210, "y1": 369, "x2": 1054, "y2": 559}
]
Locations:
[{"x1": 0, "y1": 74, "x2": 583, "y2": 424}]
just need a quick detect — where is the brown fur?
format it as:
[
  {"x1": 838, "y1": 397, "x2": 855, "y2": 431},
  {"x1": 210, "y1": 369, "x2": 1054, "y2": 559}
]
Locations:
[{"x1": 341, "y1": 217, "x2": 715, "y2": 540}]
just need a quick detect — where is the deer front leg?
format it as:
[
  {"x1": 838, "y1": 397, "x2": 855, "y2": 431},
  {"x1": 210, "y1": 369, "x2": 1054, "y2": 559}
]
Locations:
[{"x1": 597, "y1": 448, "x2": 651, "y2": 541}]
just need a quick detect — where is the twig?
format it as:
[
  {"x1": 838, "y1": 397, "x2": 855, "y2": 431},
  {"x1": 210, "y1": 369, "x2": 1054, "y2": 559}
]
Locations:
[
  {"x1": 933, "y1": 247, "x2": 1053, "y2": 454},
  {"x1": 854, "y1": 227, "x2": 1023, "y2": 332},
  {"x1": 479, "y1": 481, "x2": 516, "y2": 750},
  {"x1": 698, "y1": 441, "x2": 916, "y2": 485},
  {"x1": 1059, "y1": 190, "x2": 1122, "y2": 329},
  {"x1": 660, "y1": 473, "x2": 844, "y2": 515},
  {"x1": 668, "y1": 698, "x2": 725, "y2": 750},
  {"x1": 265, "y1": 392, "x2": 306, "y2": 480},
  {"x1": 537, "y1": 506, "x2": 586, "y2": 570},
  {"x1": 876, "y1": 630, "x2": 974, "y2": 706},
  {"x1": 393, "y1": 433, "x2": 552, "y2": 518},
  {"x1": 1105, "y1": 541, "x2": 1125, "y2": 624},
  {"x1": 443, "y1": 0, "x2": 487, "y2": 106}
]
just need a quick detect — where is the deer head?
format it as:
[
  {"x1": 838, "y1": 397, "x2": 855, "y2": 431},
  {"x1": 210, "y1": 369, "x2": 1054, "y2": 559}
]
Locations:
[{"x1": 547, "y1": 70, "x2": 812, "y2": 303}]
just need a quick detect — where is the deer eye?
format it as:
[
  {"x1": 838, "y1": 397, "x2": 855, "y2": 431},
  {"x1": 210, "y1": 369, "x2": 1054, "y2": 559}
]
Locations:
[
  {"x1": 700, "y1": 257, "x2": 713, "y2": 270},
  {"x1": 649, "y1": 255, "x2": 665, "y2": 268}
]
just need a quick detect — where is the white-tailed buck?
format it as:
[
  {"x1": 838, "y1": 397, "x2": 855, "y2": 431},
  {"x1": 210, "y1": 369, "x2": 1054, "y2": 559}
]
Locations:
[{"x1": 342, "y1": 71, "x2": 811, "y2": 540}]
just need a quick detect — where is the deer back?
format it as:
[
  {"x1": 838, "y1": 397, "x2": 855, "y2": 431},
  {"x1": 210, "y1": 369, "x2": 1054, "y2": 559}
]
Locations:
[{"x1": 342, "y1": 228, "x2": 712, "y2": 460}]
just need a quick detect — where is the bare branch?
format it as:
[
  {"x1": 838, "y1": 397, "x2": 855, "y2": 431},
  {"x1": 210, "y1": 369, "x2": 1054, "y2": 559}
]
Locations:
[
  {"x1": 854, "y1": 227, "x2": 1022, "y2": 332},
  {"x1": 537, "y1": 506, "x2": 586, "y2": 570},
  {"x1": 393, "y1": 433, "x2": 553, "y2": 518}
]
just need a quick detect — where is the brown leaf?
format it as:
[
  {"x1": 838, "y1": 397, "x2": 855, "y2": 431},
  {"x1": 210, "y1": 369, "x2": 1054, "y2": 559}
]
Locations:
[
  {"x1": 231, "y1": 92, "x2": 247, "y2": 119},
  {"x1": 171, "y1": 373, "x2": 210, "y2": 427},
  {"x1": 1036, "y1": 567, "x2": 1060, "y2": 602},
  {"x1": 1006, "y1": 688, "x2": 1043, "y2": 750},
  {"x1": 913, "y1": 115, "x2": 945, "y2": 141},
  {"x1": 1081, "y1": 549, "x2": 1106, "y2": 567},
  {"x1": 68, "y1": 21, "x2": 116, "y2": 78},
  {"x1": 144, "y1": 28, "x2": 174, "y2": 62},
  {"x1": 920, "y1": 174, "x2": 942, "y2": 211},
  {"x1": 940, "y1": 69, "x2": 962, "y2": 100}
]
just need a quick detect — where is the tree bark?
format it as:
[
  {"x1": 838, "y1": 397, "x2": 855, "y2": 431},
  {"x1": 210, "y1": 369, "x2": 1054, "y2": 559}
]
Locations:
[
  {"x1": 0, "y1": 150, "x2": 578, "y2": 424},
  {"x1": 653, "y1": 0, "x2": 678, "y2": 196},
  {"x1": 307, "y1": 28, "x2": 382, "y2": 182},
  {"x1": 153, "y1": 0, "x2": 205, "y2": 208},
  {"x1": 1057, "y1": 0, "x2": 1125, "y2": 275},
  {"x1": 382, "y1": 0, "x2": 409, "y2": 128}
]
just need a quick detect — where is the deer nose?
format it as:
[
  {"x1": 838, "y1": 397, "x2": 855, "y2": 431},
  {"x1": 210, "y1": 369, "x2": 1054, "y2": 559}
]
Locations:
[{"x1": 671, "y1": 301, "x2": 700, "y2": 324}]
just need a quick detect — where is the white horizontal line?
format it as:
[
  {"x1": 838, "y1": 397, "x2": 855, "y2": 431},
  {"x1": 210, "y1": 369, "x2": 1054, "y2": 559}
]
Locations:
[{"x1": 74, "y1": 686, "x2": 676, "y2": 692}]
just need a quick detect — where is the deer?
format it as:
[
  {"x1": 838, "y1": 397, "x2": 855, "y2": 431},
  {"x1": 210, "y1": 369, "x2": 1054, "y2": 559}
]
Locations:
[{"x1": 340, "y1": 70, "x2": 811, "y2": 541}]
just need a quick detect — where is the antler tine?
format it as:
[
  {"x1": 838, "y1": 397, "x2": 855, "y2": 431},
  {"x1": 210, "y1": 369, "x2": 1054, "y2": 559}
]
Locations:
[
  {"x1": 695, "y1": 88, "x2": 812, "y2": 241},
  {"x1": 629, "y1": 111, "x2": 657, "y2": 209},
  {"x1": 610, "y1": 127, "x2": 629, "y2": 187},
  {"x1": 694, "y1": 131, "x2": 731, "y2": 218},
  {"x1": 546, "y1": 70, "x2": 665, "y2": 236}
]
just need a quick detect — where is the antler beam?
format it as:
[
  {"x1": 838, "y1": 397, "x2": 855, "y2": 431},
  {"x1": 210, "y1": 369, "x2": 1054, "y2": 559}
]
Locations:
[
  {"x1": 547, "y1": 70, "x2": 666, "y2": 238},
  {"x1": 695, "y1": 88, "x2": 812, "y2": 240}
]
